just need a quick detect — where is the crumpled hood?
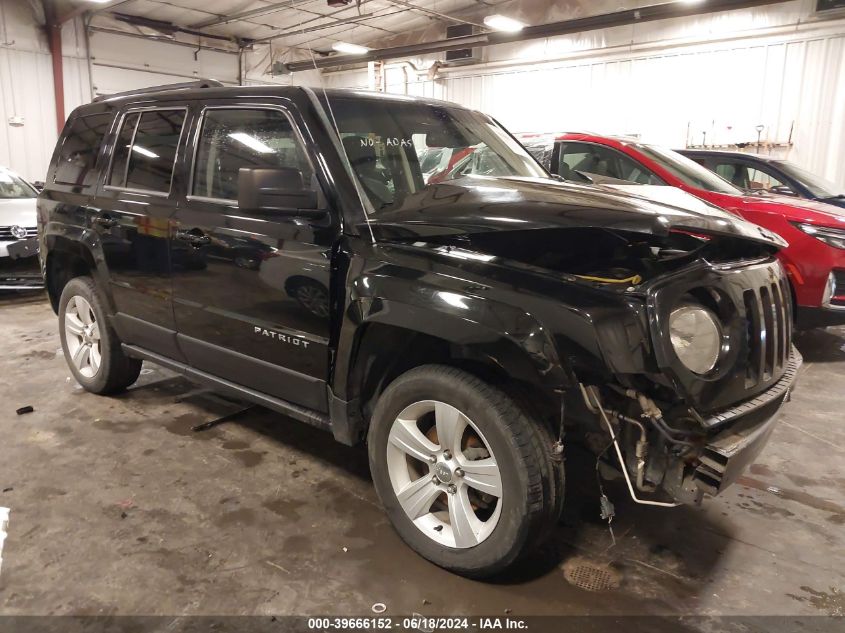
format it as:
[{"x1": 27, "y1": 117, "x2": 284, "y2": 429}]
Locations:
[{"x1": 365, "y1": 176, "x2": 784, "y2": 247}]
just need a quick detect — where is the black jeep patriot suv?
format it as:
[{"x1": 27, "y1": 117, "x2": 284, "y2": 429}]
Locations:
[{"x1": 39, "y1": 82, "x2": 800, "y2": 577}]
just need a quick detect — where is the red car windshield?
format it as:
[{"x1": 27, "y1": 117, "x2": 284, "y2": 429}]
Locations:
[
  {"x1": 0, "y1": 168, "x2": 36, "y2": 199},
  {"x1": 635, "y1": 144, "x2": 740, "y2": 195}
]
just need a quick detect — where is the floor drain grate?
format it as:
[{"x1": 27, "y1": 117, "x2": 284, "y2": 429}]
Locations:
[{"x1": 562, "y1": 559, "x2": 621, "y2": 592}]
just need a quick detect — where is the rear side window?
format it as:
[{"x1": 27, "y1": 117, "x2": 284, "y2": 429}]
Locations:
[
  {"x1": 108, "y1": 109, "x2": 186, "y2": 193},
  {"x1": 54, "y1": 113, "x2": 113, "y2": 186},
  {"x1": 192, "y1": 108, "x2": 312, "y2": 201}
]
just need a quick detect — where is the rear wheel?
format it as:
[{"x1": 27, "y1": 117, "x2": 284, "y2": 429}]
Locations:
[
  {"x1": 368, "y1": 365, "x2": 559, "y2": 577},
  {"x1": 59, "y1": 276, "x2": 142, "y2": 394}
]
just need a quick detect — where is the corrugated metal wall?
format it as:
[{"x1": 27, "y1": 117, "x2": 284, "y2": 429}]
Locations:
[
  {"x1": 324, "y1": 3, "x2": 845, "y2": 188},
  {"x1": 1, "y1": 0, "x2": 844, "y2": 187}
]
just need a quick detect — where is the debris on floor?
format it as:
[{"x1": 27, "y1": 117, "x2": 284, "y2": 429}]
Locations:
[{"x1": 15, "y1": 405, "x2": 34, "y2": 415}]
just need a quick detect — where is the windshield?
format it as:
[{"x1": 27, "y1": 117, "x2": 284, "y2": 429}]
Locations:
[
  {"x1": 320, "y1": 95, "x2": 547, "y2": 213},
  {"x1": 0, "y1": 168, "x2": 36, "y2": 199},
  {"x1": 772, "y1": 160, "x2": 842, "y2": 198},
  {"x1": 636, "y1": 144, "x2": 740, "y2": 194}
]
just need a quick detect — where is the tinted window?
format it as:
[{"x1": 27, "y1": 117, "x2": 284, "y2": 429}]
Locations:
[
  {"x1": 54, "y1": 113, "x2": 113, "y2": 186},
  {"x1": 558, "y1": 142, "x2": 663, "y2": 185},
  {"x1": 124, "y1": 110, "x2": 185, "y2": 192},
  {"x1": 108, "y1": 112, "x2": 140, "y2": 188},
  {"x1": 192, "y1": 109, "x2": 312, "y2": 201}
]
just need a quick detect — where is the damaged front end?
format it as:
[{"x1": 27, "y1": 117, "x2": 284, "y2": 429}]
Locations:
[
  {"x1": 370, "y1": 178, "x2": 799, "y2": 507},
  {"x1": 572, "y1": 249, "x2": 801, "y2": 506}
]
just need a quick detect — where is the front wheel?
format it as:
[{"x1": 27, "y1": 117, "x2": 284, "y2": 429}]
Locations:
[
  {"x1": 368, "y1": 365, "x2": 560, "y2": 577},
  {"x1": 59, "y1": 276, "x2": 142, "y2": 394}
]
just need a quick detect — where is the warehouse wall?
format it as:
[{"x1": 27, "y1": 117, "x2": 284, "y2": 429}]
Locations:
[
  {"x1": 0, "y1": 1, "x2": 246, "y2": 182},
  {"x1": 2, "y1": 0, "x2": 844, "y2": 188},
  {"x1": 0, "y1": 1, "x2": 90, "y2": 182},
  {"x1": 323, "y1": 0, "x2": 845, "y2": 188}
]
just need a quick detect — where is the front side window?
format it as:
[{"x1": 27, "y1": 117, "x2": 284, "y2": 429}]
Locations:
[
  {"x1": 192, "y1": 108, "x2": 313, "y2": 201},
  {"x1": 558, "y1": 142, "x2": 663, "y2": 185},
  {"x1": 321, "y1": 96, "x2": 547, "y2": 213},
  {"x1": 109, "y1": 109, "x2": 185, "y2": 193},
  {"x1": 54, "y1": 113, "x2": 113, "y2": 186},
  {"x1": 0, "y1": 167, "x2": 36, "y2": 199}
]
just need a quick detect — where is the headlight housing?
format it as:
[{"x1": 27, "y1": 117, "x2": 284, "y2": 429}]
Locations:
[
  {"x1": 669, "y1": 304, "x2": 722, "y2": 374},
  {"x1": 792, "y1": 222, "x2": 845, "y2": 250}
]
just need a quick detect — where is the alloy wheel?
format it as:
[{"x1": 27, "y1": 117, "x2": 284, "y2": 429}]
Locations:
[
  {"x1": 386, "y1": 400, "x2": 503, "y2": 548},
  {"x1": 64, "y1": 295, "x2": 102, "y2": 378}
]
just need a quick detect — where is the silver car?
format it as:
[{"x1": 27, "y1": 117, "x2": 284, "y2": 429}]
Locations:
[{"x1": 0, "y1": 166, "x2": 42, "y2": 290}]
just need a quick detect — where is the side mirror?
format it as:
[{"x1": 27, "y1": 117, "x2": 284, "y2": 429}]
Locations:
[
  {"x1": 238, "y1": 167, "x2": 322, "y2": 216},
  {"x1": 769, "y1": 184, "x2": 796, "y2": 197}
]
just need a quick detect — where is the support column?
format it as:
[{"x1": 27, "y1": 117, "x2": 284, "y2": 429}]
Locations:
[{"x1": 44, "y1": 4, "x2": 65, "y2": 133}]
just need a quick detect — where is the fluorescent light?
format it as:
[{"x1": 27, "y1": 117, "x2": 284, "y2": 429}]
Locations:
[
  {"x1": 228, "y1": 132, "x2": 274, "y2": 154},
  {"x1": 332, "y1": 42, "x2": 370, "y2": 55},
  {"x1": 483, "y1": 15, "x2": 526, "y2": 32},
  {"x1": 679, "y1": 0, "x2": 705, "y2": 4},
  {"x1": 131, "y1": 145, "x2": 159, "y2": 159}
]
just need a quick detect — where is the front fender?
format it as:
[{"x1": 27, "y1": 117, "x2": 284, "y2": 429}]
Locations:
[{"x1": 333, "y1": 264, "x2": 572, "y2": 401}]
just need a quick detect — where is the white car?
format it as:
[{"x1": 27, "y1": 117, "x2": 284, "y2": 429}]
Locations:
[{"x1": 0, "y1": 166, "x2": 42, "y2": 290}]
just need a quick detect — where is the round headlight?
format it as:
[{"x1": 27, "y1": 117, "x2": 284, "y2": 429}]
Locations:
[{"x1": 669, "y1": 304, "x2": 722, "y2": 374}]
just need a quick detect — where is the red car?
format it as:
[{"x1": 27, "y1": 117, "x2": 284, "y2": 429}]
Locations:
[{"x1": 520, "y1": 133, "x2": 845, "y2": 328}]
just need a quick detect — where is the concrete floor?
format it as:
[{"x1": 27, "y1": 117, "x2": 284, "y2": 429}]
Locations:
[{"x1": 0, "y1": 292, "x2": 843, "y2": 624}]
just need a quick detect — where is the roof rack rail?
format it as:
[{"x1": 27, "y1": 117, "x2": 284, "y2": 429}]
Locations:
[{"x1": 93, "y1": 79, "x2": 225, "y2": 102}]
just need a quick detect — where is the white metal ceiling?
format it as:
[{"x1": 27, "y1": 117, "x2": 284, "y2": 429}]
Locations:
[{"x1": 64, "y1": 0, "x2": 507, "y2": 52}]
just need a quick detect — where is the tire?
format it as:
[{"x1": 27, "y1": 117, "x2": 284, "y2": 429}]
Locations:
[
  {"x1": 58, "y1": 276, "x2": 142, "y2": 395},
  {"x1": 367, "y1": 365, "x2": 558, "y2": 577}
]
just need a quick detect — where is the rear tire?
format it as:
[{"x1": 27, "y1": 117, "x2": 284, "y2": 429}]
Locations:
[
  {"x1": 59, "y1": 276, "x2": 142, "y2": 394},
  {"x1": 368, "y1": 365, "x2": 559, "y2": 577}
]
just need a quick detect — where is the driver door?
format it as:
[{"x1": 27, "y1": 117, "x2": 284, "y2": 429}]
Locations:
[{"x1": 170, "y1": 102, "x2": 335, "y2": 413}]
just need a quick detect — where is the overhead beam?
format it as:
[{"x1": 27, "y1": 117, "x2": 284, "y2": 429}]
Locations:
[
  {"x1": 189, "y1": 0, "x2": 316, "y2": 29},
  {"x1": 383, "y1": 0, "x2": 487, "y2": 29},
  {"x1": 285, "y1": 0, "x2": 791, "y2": 72}
]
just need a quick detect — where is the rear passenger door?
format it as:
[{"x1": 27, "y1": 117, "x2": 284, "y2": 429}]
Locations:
[
  {"x1": 170, "y1": 102, "x2": 336, "y2": 413},
  {"x1": 94, "y1": 106, "x2": 188, "y2": 359}
]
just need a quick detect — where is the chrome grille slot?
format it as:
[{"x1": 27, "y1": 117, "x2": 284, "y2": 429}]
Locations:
[
  {"x1": 760, "y1": 285, "x2": 775, "y2": 379},
  {"x1": 743, "y1": 289, "x2": 763, "y2": 387},
  {"x1": 0, "y1": 226, "x2": 37, "y2": 241},
  {"x1": 743, "y1": 277, "x2": 789, "y2": 389}
]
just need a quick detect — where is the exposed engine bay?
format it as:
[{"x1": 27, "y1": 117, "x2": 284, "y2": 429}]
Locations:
[{"x1": 427, "y1": 226, "x2": 779, "y2": 288}]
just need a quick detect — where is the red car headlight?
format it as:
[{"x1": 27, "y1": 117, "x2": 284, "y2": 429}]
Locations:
[{"x1": 792, "y1": 222, "x2": 845, "y2": 250}]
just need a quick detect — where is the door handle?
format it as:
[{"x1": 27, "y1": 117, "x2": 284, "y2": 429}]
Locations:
[
  {"x1": 93, "y1": 215, "x2": 118, "y2": 229},
  {"x1": 175, "y1": 229, "x2": 211, "y2": 247}
]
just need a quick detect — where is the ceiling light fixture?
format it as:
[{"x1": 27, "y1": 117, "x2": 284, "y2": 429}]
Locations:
[
  {"x1": 483, "y1": 15, "x2": 526, "y2": 33},
  {"x1": 332, "y1": 42, "x2": 370, "y2": 55}
]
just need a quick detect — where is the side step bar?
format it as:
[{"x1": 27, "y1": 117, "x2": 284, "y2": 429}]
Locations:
[{"x1": 122, "y1": 344, "x2": 331, "y2": 432}]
